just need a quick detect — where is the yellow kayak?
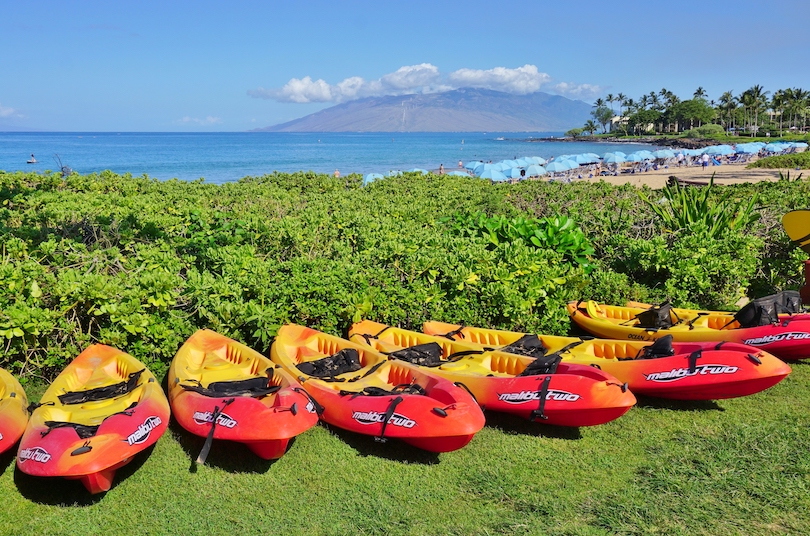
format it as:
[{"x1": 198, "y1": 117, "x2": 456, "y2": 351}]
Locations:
[{"x1": 0, "y1": 368, "x2": 28, "y2": 455}]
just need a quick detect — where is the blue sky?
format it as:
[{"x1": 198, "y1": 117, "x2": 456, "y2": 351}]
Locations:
[{"x1": 2, "y1": 0, "x2": 808, "y2": 131}]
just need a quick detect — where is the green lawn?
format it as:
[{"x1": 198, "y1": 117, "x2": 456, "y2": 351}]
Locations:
[{"x1": 2, "y1": 362, "x2": 808, "y2": 535}]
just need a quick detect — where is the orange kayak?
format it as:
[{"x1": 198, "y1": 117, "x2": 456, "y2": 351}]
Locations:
[
  {"x1": 169, "y1": 330, "x2": 319, "y2": 461},
  {"x1": 17, "y1": 345, "x2": 169, "y2": 494},
  {"x1": 0, "y1": 368, "x2": 28, "y2": 455},
  {"x1": 423, "y1": 321, "x2": 790, "y2": 400},
  {"x1": 271, "y1": 324, "x2": 485, "y2": 453},
  {"x1": 350, "y1": 320, "x2": 636, "y2": 426}
]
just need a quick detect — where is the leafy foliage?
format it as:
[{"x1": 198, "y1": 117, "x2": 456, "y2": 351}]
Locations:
[
  {"x1": 748, "y1": 152, "x2": 810, "y2": 170},
  {"x1": 639, "y1": 174, "x2": 760, "y2": 239},
  {"x1": 0, "y1": 168, "x2": 803, "y2": 379}
]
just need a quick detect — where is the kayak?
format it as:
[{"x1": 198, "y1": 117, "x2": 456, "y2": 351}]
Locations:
[
  {"x1": 17, "y1": 345, "x2": 169, "y2": 494},
  {"x1": 270, "y1": 324, "x2": 485, "y2": 453},
  {"x1": 169, "y1": 330, "x2": 319, "y2": 462},
  {"x1": 423, "y1": 321, "x2": 791, "y2": 400},
  {"x1": 350, "y1": 320, "x2": 636, "y2": 426},
  {"x1": 567, "y1": 299, "x2": 810, "y2": 360},
  {"x1": 0, "y1": 368, "x2": 28, "y2": 455}
]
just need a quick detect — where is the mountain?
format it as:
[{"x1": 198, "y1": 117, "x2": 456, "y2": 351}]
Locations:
[{"x1": 253, "y1": 88, "x2": 592, "y2": 132}]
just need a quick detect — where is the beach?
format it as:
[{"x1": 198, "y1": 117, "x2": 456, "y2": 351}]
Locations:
[{"x1": 585, "y1": 162, "x2": 793, "y2": 188}]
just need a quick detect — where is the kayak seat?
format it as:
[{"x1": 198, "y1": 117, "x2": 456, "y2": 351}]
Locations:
[
  {"x1": 181, "y1": 375, "x2": 281, "y2": 398},
  {"x1": 58, "y1": 369, "x2": 145, "y2": 405},
  {"x1": 388, "y1": 343, "x2": 444, "y2": 367},
  {"x1": 499, "y1": 334, "x2": 547, "y2": 359},
  {"x1": 298, "y1": 348, "x2": 363, "y2": 379}
]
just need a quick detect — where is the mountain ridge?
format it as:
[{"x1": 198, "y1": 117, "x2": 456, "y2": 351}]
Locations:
[{"x1": 253, "y1": 88, "x2": 592, "y2": 132}]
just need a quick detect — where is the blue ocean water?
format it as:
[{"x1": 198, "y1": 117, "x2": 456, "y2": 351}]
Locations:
[{"x1": 0, "y1": 132, "x2": 655, "y2": 185}]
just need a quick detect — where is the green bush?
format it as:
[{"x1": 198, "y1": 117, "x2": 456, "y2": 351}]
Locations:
[
  {"x1": 748, "y1": 152, "x2": 810, "y2": 170},
  {"x1": 683, "y1": 124, "x2": 726, "y2": 138},
  {"x1": 0, "y1": 169, "x2": 803, "y2": 380}
]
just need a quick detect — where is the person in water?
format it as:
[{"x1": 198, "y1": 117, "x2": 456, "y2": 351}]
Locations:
[
  {"x1": 439, "y1": 164, "x2": 444, "y2": 174},
  {"x1": 27, "y1": 154, "x2": 37, "y2": 163},
  {"x1": 334, "y1": 169, "x2": 340, "y2": 178}
]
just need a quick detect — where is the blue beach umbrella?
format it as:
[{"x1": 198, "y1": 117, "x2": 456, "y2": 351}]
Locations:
[
  {"x1": 505, "y1": 168, "x2": 524, "y2": 179},
  {"x1": 545, "y1": 161, "x2": 569, "y2": 173},
  {"x1": 363, "y1": 173, "x2": 384, "y2": 185},
  {"x1": 625, "y1": 153, "x2": 645, "y2": 162},
  {"x1": 765, "y1": 143, "x2": 785, "y2": 152},
  {"x1": 603, "y1": 154, "x2": 626, "y2": 164},
  {"x1": 479, "y1": 169, "x2": 508, "y2": 181},
  {"x1": 465, "y1": 161, "x2": 483, "y2": 170},
  {"x1": 447, "y1": 170, "x2": 471, "y2": 177},
  {"x1": 502, "y1": 160, "x2": 520, "y2": 168},
  {"x1": 603, "y1": 151, "x2": 626, "y2": 159},
  {"x1": 407, "y1": 168, "x2": 429, "y2": 174},
  {"x1": 387, "y1": 170, "x2": 402, "y2": 177},
  {"x1": 525, "y1": 164, "x2": 548, "y2": 176},
  {"x1": 584, "y1": 153, "x2": 601, "y2": 160},
  {"x1": 703, "y1": 145, "x2": 733, "y2": 156},
  {"x1": 514, "y1": 158, "x2": 532, "y2": 167},
  {"x1": 735, "y1": 144, "x2": 758, "y2": 154},
  {"x1": 653, "y1": 149, "x2": 676, "y2": 159}
]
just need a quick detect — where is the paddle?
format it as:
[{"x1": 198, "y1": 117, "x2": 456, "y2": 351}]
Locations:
[{"x1": 781, "y1": 209, "x2": 810, "y2": 255}]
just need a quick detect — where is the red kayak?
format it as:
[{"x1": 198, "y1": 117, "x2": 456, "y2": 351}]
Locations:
[
  {"x1": 423, "y1": 321, "x2": 791, "y2": 400},
  {"x1": 350, "y1": 321, "x2": 637, "y2": 427},
  {"x1": 271, "y1": 324, "x2": 485, "y2": 453},
  {"x1": 169, "y1": 330, "x2": 319, "y2": 461},
  {"x1": 17, "y1": 345, "x2": 169, "y2": 494}
]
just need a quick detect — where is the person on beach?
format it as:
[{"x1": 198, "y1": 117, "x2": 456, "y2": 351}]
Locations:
[
  {"x1": 334, "y1": 169, "x2": 340, "y2": 178},
  {"x1": 439, "y1": 164, "x2": 444, "y2": 174},
  {"x1": 458, "y1": 160, "x2": 463, "y2": 168},
  {"x1": 701, "y1": 154, "x2": 709, "y2": 168}
]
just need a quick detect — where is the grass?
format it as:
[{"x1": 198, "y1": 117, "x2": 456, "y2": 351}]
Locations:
[{"x1": 2, "y1": 362, "x2": 809, "y2": 535}]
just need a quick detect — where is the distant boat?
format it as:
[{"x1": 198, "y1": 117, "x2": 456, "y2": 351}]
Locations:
[{"x1": 495, "y1": 137, "x2": 505, "y2": 141}]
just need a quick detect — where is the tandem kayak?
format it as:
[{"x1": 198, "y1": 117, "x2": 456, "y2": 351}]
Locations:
[
  {"x1": 567, "y1": 299, "x2": 810, "y2": 360},
  {"x1": 0, "y1": 368, "x2": 28, "y2": 455},
  {"x1": 270, "y1": 324, "x2": 485, "y2": 453},
  {"x1": 17, "y1": 345, "x2": 169, "y2": 494},
  {"x1": 169, "y1": 330, "x2": 319, "y2": 462},
  {"x1": 423, "y1": 321, "x2": 791, "y2": 401},
  {"x1": 350, "y1": 321, "x2": 636, "y2": 426}
]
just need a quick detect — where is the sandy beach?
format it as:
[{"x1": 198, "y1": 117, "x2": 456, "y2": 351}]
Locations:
[{"x1": 584, "y1": 162, "x2": 795, "y2": 189}]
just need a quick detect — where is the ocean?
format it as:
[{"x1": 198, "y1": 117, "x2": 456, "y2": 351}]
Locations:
[{"x1": 0, "y1": 132, "x2": 655, "y2": 185}]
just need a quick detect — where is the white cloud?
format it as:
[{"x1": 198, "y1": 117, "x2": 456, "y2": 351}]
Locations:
[
  {"x1": 380, "y1": 63, "x2": 440, "y2": 90},
  {"x1": 176, "y1": 116, "x2": 222, "y2": 125},
  {"x1": 0, "y1": 103, "x2": 15, "y2": 117},
  {"x1": 249, "y1": 64, "x2": 601, "y2": 103},
  {"x1": 447, "y1": 65, "x2": 550, "y2": 94},
  {"x1": 551, "y1": 82, "x2": 605, "y2": 101}
]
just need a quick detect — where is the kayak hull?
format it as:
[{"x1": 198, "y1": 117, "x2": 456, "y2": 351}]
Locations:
[
  {"x1": 169, "y1": 330, "x2": 319, "y2": 460},
  {"x1": 17, "y1": 345, "x2": 169, "y2": 494},
  {"x1": 271, "y1": 324, "x2": 485, "y2": 452},
  {"x1": 423, "y1": 321, "x2": 791, "y2": 401},
  {"x1": 350, "y1": 321, "x2": 636, "y2": 426},
  {"x1": 0, "y1": 368, "x2": 28, "y2": 455}
]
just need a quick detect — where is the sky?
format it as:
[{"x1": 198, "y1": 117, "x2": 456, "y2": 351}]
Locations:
[{"x1": 1, "y1": 0, "x2": 809, "y2": 132}]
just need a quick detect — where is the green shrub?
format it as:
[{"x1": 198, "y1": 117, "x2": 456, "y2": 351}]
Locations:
[
  {"x1": 683, "y1": 124, "x2": 725, "y2": 138},
  {"x1": 748, "y1": 152, "x2": 810, "y2": 170}
]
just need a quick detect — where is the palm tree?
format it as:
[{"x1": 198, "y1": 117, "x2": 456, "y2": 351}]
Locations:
[
  {"x1": 745, "y1": 85, "x2": 770, "y2": 136},
  {"x1": 606, "y1": 93, "x2": 615, "y2": 115},
  {"x1": 772, "y1": 90, "x2": 785, "y2": 136},
  {"x1": 583, "y1": 120, "x2": 598, "y2": 136},
  {"x1": 694, "y1": 87, "x2": 708, "y2": 100},
  {"x1": 593, "y1": 98, "x2": 606, "y2": 109},
  {"x1": 718, "y1": 91, "x2": 736, "y2": 133}
]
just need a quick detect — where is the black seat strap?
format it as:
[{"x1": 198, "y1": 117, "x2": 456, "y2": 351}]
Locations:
[
  {"x1": 375, "y1": 396, "x2": 404, "y2": 443},
  {"x1": 196, "y1": 398, "x2": 235, "y2": 465},
  {"x1": 530, "y1": 376, "x2": 552, "y2": 422}
]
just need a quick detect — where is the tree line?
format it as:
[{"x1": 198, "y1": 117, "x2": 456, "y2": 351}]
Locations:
[{"x1": 567, "y1": 86, "x2": 810, "y2": 137}]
